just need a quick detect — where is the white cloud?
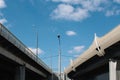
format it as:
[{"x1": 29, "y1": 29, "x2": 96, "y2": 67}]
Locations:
[
  {"x1": 50, "y1": 0, "x2": 107, "y2": 21},
  {"x1": 28, "y1": 47, "x2": 44, "y2": 55},
  {"x1": 51, "y1": 4, "x2": 89, "y2": 21},
  {"x1": 73, "y1": 46, "x2": 85, "y2": 52},
  {"x1": 68, "y1": 46, "x2": 85, "y2": 53},
  {"x1": 51, "y1": 0, "x2": 120, "y2": 21},
  {"x1": 66, "y1": 31, "x2": 76, "y2": 36},
  {"x1": 52, "y1": 0, "x2": 107, "y2": 6},
  {"x1": 80, "y1": 0, "x2": 106, "y2": 12},
  {"x1": 0, "y1": 0, "x2": 7, "y2": 24},
  {"x1": 51, "y1": 0, "x2": 107, "y2": 10},
  {"x1": 106, "y1": 10, "x2": 114, "y2": 16},
  {"x1": 106, "y1": 8, "x2": 120, "y2": 16},
  {"x1": 52, "y1": 0, "x2": 80, "y2": 4},
  {"x1": 0, "y1": 18, "x2": 7, "y2": 24},
  {"x1": 0, "y1": 0, "x2": 6, "y2": 9},
  {"x1": 113, "y1": 0, "x2": 120, "y2": 4}
]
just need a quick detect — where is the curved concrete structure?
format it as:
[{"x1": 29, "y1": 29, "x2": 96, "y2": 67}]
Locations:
[{"x1": 64, "y1": 25, "x2": 120, "y2": 79}]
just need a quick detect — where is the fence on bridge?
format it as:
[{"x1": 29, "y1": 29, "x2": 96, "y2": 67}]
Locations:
[{"x1": 0, "y1": 23, "x2": 52, "y2": 73}]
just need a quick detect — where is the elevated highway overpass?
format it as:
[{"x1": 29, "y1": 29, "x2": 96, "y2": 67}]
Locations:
[
  {"x1": 0, "y1": 23, "x2": 58, "y2": 80},
  {"x1": 65, "y1": 25, "x2": 120, "y2": 80}
]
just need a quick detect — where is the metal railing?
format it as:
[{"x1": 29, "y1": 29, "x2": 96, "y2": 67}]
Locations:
[{"x1": 0, "y1": 23, "x2": 52, "y2": 73}]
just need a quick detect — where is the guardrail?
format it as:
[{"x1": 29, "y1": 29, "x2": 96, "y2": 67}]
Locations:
[{"x1": 0, "y1": 23, "x2": 52, "y2": 73}]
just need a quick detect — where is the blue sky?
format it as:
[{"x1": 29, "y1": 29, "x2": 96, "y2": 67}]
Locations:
[{"x1": 0, "y1": 0, "x2": 120, "y2": 72}]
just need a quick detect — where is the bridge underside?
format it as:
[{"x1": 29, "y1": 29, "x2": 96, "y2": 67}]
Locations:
[
  {"x1": 0, "y1": 23, "x2": 59, "y2": 80},
  {"x1": 0, "y1": 54, "x2": 46, "y2": 80},
  {"x1": 67, "y1": 41, "x2": 120, "y2": 80},
  {"x1": 0, "y1": 25, "x2": 57, "y2": 80}
]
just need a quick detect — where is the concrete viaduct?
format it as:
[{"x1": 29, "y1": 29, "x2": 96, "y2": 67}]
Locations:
[
  {"x1": 0, "y1": 23, "x2": 58, "y2": 80},
  {"x1": 64, "y1": 25, "x2": 120, "y2": 80}
]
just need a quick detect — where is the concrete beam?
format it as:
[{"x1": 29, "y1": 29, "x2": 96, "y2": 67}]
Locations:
[{"x1": 0, "y1": 46, "x2": 47, "y2": 78}]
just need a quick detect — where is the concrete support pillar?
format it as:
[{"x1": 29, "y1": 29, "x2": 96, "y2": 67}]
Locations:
[
  {"x1": 47, "y1": 75, "x2": 52, "y2": 80},
  {"x1": 63, "y1": 74, "x2": 66, "y2": 80},
  {"x1": 116, "y1": 60, "x2": 120, "y2": 80},
  {"x1": 15, "y1": 65, "x2": 25, "y2": 80},
  {"x1": 109, "y1": 59, "x2": 117, "y2": 80}
]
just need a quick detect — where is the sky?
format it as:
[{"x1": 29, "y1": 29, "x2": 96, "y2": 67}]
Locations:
[{"x1": 0, "y1": 0, "x2": 120, "y2": 72}]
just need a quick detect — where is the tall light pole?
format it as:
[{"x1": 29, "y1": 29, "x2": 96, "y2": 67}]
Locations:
[
  {"x1": 36, "y1": 30, "x2": 39, "y2": 58},
  {"x1": 32, "y1": 25, "x2": 39, "y2": 58},
  {"x1": 57, "y1": 34, "x2": 61, "y2": 80}
]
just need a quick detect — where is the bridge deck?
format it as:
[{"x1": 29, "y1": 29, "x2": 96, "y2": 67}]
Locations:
[
  {"x1": 65, "y1": 25, "x2": 120, "y2": 80},
  {"x1": 0, "y1": 23, "x2": 54, "y2": 79}
]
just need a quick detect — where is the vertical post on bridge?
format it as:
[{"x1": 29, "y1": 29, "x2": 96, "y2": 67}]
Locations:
[{"x1": 15, "y1": 65, "x2": 25, "y2": 80}]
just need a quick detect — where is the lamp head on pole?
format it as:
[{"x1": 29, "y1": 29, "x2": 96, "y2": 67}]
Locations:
[{"x1": 57, "y1": 34, "x2": 60, "y2": 39}]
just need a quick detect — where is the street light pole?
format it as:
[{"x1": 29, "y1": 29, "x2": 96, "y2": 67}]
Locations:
[
  {"x1": 57, "y1": 34, "x2": 61, "y2": 80},
  {"x1": 33, "y1": 25, "x2": 39, "y2": 58},
  {"x1": 36, "y1": 30, "x2": 39, "y2": 58}
]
